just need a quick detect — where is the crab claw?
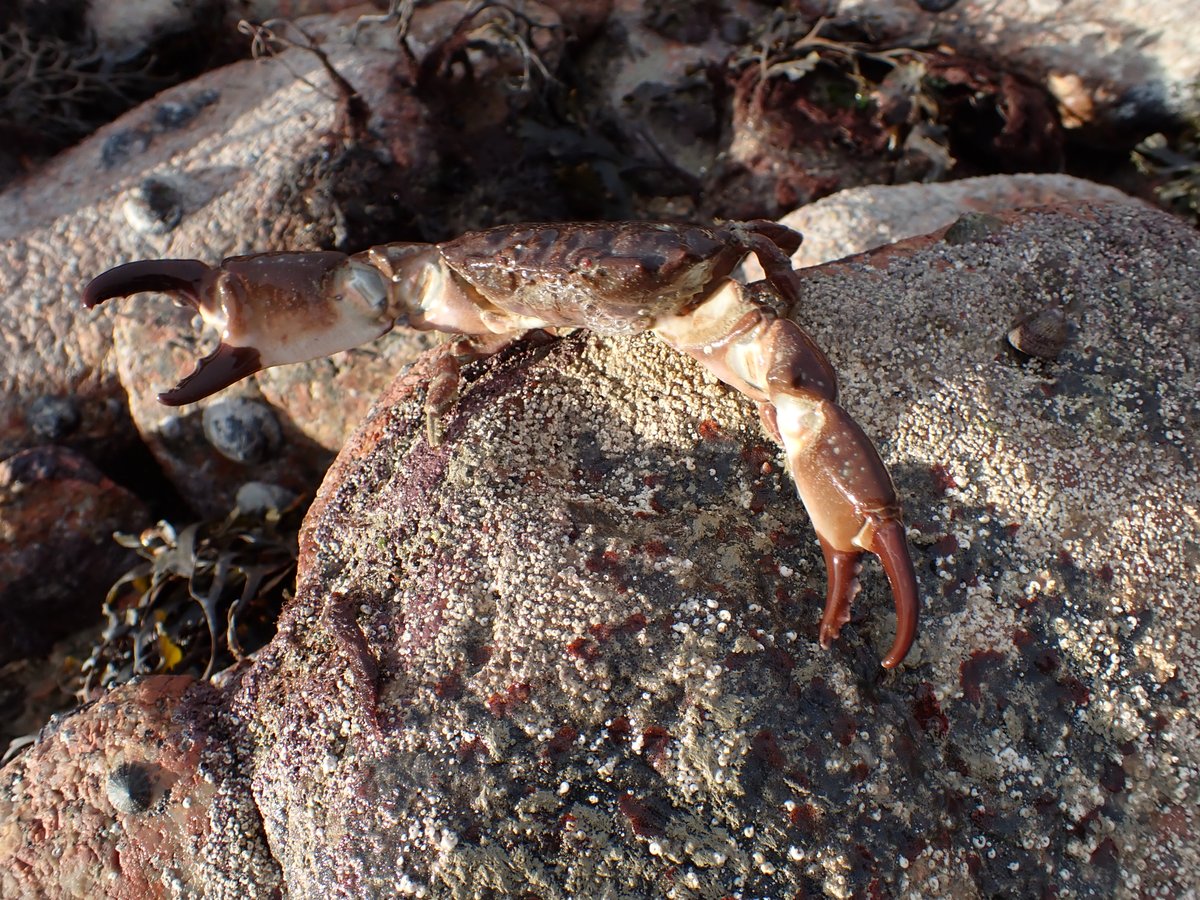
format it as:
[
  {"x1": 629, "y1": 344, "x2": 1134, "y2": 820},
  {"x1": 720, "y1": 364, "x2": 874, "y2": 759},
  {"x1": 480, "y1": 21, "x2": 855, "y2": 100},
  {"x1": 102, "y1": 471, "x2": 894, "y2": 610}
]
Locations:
[
  {"x1": 82, "y1": 251, "x2": 398, "y2": 405},
  {"x1": 82, "y1": 259, "x2": 213, "y2": 310},
  {"x1": 654, "y1": 283, "x2": 920, "y2": 668},
  {"x1": 155, "y1": 344, "x2": 266, "y2": 406},
  {"x1": 774, "y1": 390, "x2": 919, "y2": 669},
  {"x1": 818, "y1": 514, "x2": 919, "y2": 669}
]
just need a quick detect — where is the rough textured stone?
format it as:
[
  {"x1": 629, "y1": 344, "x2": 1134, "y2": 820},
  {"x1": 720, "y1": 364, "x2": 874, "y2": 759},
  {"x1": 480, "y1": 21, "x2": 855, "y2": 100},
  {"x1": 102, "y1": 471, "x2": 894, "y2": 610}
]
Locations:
[
  {"x1": 0, "y1": 675, "x2": 279, "y2": 899},
  {"x1": 231, "y1": 200, "x2": 1198, "y2": 896},
  {"x1": 0, "y1": 10, "x2": 435, "y2": 473},
  {"x1": 0, "y1": 446, "x2": 150, "y2": 664},
  {"x1": 742, "y1": 173, "x2": 1146, "y2": 275},
  {"x1": 3, "y1": 184, "x2": 1197, "y2": 895}
]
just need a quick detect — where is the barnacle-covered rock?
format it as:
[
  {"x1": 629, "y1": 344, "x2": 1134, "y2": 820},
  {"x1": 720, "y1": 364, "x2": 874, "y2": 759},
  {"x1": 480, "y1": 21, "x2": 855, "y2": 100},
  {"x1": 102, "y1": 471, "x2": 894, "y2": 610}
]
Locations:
[
  {"x1": 3, "y1": 196, "x2": 1197, "y2": 899},
  {"x1": 232, "y1": 200, "x2": 1199, "y2": 896},
  {"x1": 0, "y1": 675, "x2": 279, "y2": 898}
]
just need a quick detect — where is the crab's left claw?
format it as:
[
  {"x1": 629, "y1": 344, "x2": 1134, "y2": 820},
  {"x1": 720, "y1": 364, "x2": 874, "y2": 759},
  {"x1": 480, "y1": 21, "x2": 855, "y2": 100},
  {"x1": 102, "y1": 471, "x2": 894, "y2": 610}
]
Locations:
[
  {"x1": 656, "y1": 281, "x2": 920, "y2": 668},
  {"x1": 83, "y1": 251, "x2": 398, "y2": 405}
]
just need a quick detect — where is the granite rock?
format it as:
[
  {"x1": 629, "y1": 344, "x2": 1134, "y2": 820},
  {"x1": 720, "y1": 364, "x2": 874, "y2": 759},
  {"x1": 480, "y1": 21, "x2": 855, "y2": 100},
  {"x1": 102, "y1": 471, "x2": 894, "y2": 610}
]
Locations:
[
  {"x1": 232, "y1": 199, "x2": 1199, "y2": 896},
  {"x1": 0, "y1": 675, "x2": 279, "y2": 899},
  {"x1": 0, "y1": 10, "x2": 437, "y2": 492},
  {"x1": 0, "y1": 446, "x2": 151, "y2": 665}
]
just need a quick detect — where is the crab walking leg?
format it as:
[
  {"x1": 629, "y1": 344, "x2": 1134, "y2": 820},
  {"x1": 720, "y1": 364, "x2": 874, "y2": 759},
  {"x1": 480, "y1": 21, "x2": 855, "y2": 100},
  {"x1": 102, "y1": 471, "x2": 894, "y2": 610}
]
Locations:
[{"x1": 653, "y1": 280, "x2": 919, "y2": 668}]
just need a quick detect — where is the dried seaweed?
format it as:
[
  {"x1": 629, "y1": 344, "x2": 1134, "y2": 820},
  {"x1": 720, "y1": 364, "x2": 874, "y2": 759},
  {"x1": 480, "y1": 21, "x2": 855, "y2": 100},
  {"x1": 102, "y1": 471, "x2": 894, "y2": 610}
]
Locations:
[
  {"x1": 414, "y1": 0, "x2": 561, "y2": 95},
  {"x1": 730, "y1": 14, "x2": 1063, "y2": 180},
  {"x1": 1134, "y1": 122, "x2": 1200, "y2": 224},
  {"x1": 0, "y1": 23, "x2": 164, "y2": 156},
  {"x1": 77, "y1": 504, "x2": 301, "y2": 698},
  {"x1": 733, "y1": 15, "x2": 923, "y2": 107}
]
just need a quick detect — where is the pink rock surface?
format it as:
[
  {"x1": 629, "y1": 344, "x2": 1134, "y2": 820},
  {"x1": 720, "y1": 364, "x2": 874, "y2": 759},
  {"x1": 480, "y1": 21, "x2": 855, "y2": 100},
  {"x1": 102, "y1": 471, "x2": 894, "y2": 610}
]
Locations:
[
  {"x1": 0, "y1": 675, "x2": 279, "y2": 899},
  {"x1": 230, "y1": 200, "x2": 1198, "y2": 895}
]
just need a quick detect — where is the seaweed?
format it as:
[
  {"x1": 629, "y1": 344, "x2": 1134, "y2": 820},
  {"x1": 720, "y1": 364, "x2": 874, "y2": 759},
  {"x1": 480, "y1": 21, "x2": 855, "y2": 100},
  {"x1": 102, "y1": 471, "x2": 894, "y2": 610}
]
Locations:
[
  {"x1": 729, "y1": 13, "x2": 1063, "y2": 181},
  {"x1": 77, "y1": 503, "x2": 302, "y2": 698},
  {"x1": 0, "y1": 22, "x2": 163, "y2": 154},
  {"x1": 1133, "y1": 101, "x2": 1200, "y2": 225}
]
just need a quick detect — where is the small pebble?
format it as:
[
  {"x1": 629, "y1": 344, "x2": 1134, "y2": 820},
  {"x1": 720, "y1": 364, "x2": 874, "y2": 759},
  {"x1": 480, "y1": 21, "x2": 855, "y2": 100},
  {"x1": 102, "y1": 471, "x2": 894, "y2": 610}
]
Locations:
[
  {"x1": 26, "y1": 396, "x2": 80, "y2": 440},
  {"x1": 123, "y1": 176, "x2": 184, "y2": 235},
  {"x1": 202, "y1": 398, "x2": 282, "y2": 464}
]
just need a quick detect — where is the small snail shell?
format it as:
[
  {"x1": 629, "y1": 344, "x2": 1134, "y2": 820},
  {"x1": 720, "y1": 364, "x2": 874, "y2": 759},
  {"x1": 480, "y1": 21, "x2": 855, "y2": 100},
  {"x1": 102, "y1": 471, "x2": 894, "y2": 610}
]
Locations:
[{"x1": 1008, "y1": 305, "x2": 1068, "y2": 360}]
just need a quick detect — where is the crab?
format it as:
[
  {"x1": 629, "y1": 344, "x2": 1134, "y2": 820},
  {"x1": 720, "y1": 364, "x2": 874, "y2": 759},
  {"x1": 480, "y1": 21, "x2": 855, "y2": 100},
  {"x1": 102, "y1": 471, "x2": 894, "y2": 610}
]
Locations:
[{"x1": 83, "y1": 220, "x2": 919, "y2": 668}]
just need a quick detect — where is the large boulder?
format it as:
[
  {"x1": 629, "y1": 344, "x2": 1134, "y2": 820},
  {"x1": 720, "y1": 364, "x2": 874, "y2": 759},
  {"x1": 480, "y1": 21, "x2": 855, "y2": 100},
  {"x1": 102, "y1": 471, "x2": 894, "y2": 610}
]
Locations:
[
  {"x1": 3, "y1": 189, "x2": 1197, "y2": 897},
  {"x1": 226, "y1": 199, "x2": 1198, "y2": 897},
  {"x1": 0, "y1": 10, "x2": 437, "y2": 507}
]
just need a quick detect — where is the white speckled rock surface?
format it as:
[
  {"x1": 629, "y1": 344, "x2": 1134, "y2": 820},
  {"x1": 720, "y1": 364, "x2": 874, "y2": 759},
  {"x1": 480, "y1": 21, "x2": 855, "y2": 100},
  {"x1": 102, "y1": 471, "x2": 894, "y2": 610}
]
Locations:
[
  {"x1": 0, "y1": 676, "x2": 281, "y2": 899},
  {"x1": 226, "y1": 200, "x2": 1198, "y2": 896},
  {"x1": 3, "y1": 190, "x2": 1197, "y2": 898}
]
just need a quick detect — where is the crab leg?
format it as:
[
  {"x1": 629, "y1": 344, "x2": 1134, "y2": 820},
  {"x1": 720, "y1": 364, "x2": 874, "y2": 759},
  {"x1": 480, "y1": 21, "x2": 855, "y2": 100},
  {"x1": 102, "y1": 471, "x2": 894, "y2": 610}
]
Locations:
[{"x1": 653, "y1": 280, "x2": 918, "y2": 668}]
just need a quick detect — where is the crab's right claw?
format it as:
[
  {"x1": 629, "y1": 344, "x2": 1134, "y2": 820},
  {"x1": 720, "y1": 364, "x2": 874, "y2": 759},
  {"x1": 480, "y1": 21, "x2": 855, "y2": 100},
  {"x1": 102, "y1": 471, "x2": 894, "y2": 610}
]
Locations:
[
  {"x1": 772, "y1": 380, "x2": 920, "y2": 669},
  {"x1": 83, "y1": 251, "x2": 397, "y2": 406}
]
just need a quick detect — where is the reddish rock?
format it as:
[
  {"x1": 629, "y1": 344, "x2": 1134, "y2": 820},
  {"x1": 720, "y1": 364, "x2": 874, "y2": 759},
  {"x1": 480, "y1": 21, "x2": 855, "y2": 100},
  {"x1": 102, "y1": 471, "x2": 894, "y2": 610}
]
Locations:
[
  {"x1": 0, "y1": 447, "x2": 150, "y2": 664},
  {"x1": 0, "y1": 675, "x2": 278, "y2": 898},
  {"x1": 232, "y1": 201, "x2": 1198, "y2": 896}
]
